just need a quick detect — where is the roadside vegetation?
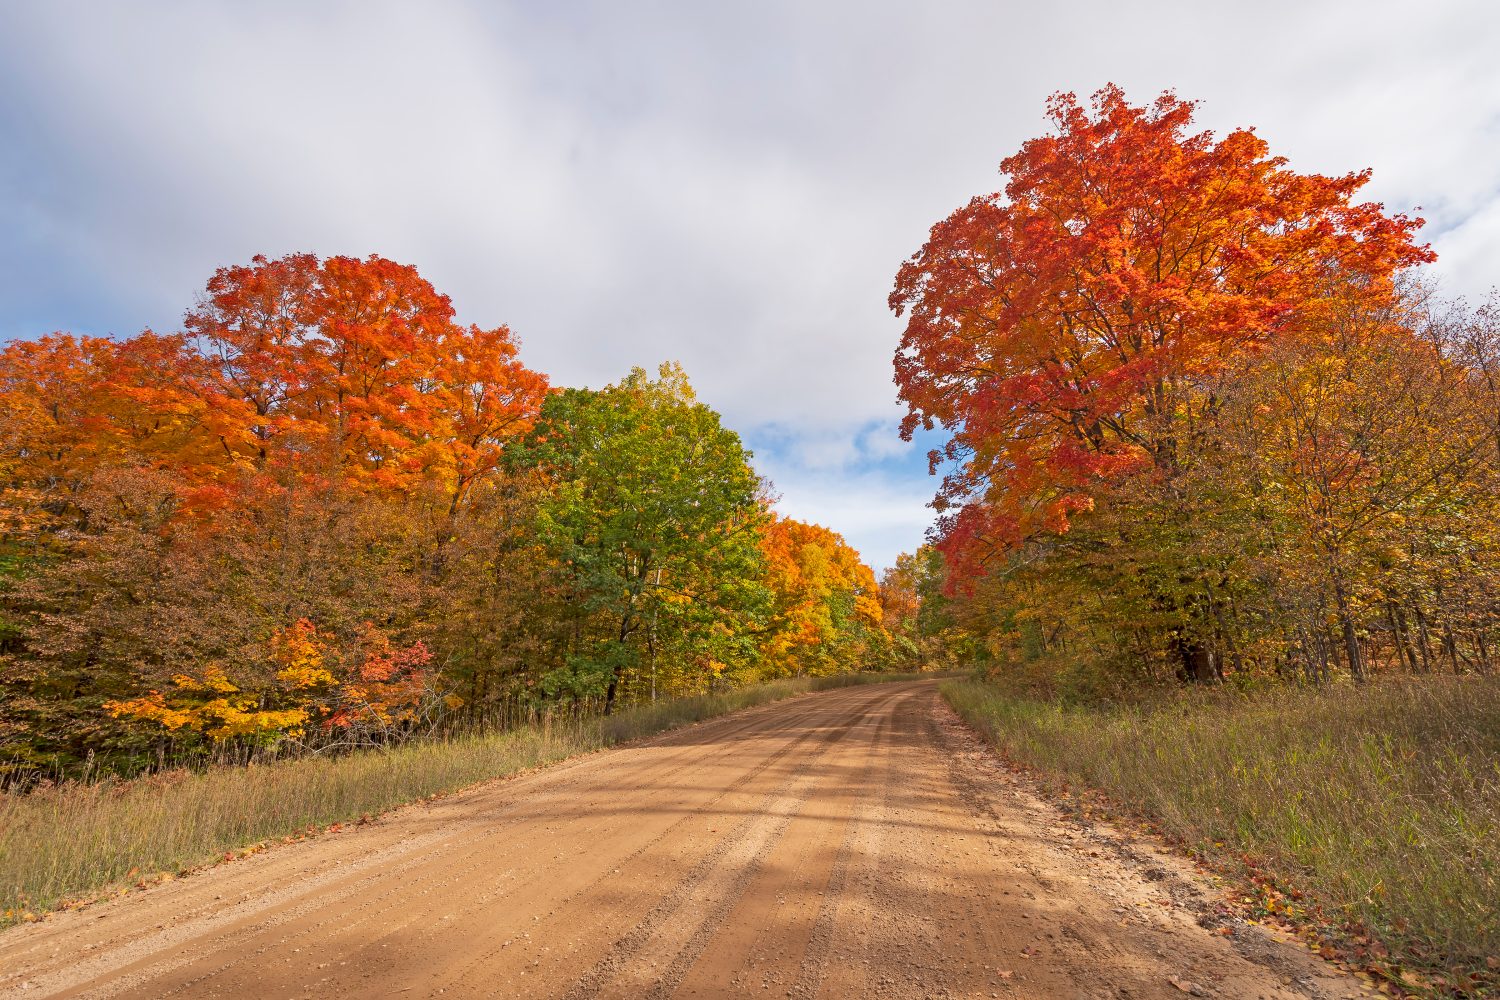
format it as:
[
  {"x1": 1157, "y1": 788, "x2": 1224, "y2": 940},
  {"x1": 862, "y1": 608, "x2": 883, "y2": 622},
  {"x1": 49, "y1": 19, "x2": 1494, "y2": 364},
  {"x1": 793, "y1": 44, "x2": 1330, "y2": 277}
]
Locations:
[
  {"x1": 943, "y1": 676, "x2": 1500, "y2": 995},
  {"x1": 889, "y1": 86, "x2": 1498, "y2": 689},
  {"x1": 0, "y1": 671, "x2": 925, "y2": 926},
  {"x1": 0, "y1": 254, "x2": 925, "y2": 786}
]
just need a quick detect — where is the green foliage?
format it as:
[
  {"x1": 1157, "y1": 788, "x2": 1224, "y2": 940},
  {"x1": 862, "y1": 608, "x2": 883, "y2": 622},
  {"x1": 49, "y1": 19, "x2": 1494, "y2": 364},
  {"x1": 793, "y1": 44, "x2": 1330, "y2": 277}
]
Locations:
[
  {"x1": 508, "y1": 363, "x2": 770, "y2": 709},
  {"x1": 879, "y1": 545, "x2": 967, "y2": 670}
]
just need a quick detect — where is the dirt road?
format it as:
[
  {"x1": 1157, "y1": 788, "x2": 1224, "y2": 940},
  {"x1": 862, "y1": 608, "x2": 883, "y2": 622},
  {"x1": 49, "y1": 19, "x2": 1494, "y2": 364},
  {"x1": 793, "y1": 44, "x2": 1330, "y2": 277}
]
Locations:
[{"x1": 1, "y1": 681, "x2": 1364, "y2": 999}]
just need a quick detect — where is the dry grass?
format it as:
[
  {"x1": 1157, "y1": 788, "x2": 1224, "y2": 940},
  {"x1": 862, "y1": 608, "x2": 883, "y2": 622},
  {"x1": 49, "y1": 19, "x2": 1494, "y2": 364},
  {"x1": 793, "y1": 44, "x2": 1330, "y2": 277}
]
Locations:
[
  {"x1": 0, "y1": 670, "x2": 927, "y2": 924},
  {"x1": 942, "y1": 676, "x2": 1500, "y2": 993}
]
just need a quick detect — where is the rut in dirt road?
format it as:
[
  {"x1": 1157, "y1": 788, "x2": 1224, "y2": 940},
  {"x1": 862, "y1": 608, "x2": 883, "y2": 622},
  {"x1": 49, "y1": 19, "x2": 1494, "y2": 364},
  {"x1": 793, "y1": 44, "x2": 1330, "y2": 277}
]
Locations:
[{"x1": 0, "y1": 681, "x2": 1365, "y2": 999}]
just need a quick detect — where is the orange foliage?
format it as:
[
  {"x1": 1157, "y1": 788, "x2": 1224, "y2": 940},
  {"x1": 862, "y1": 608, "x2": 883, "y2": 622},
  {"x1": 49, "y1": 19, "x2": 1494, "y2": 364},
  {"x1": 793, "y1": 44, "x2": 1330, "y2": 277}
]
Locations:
[
  {"x1": 0, "y1": 254, "x2": 548, "y2": 537},
  {"x1": 0, "y1": 332, "x2": 210, "y2": 515},
  {"x1": 891, "y1": 85, "x2": 1434, "y2": 576},
  {"x1": 185, "y1": 253, "x2": 549, "y2": 501},
  {"x1": 3, "y1": 254, "x2": 543, "y2": 749},
  {"x1": 758, "y1": 515, "x2": 885, "y2": 676}
]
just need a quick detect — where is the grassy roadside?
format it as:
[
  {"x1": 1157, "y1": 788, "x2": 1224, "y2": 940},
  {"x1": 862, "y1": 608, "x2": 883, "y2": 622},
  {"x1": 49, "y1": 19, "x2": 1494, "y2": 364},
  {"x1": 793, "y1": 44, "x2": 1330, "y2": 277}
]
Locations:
[
  {"x1": 1, "y1": 671, "x2": 928, "y2": 926},
  {"x1": 941, "y1": 676, "x2": 1500, "y2": 997}
]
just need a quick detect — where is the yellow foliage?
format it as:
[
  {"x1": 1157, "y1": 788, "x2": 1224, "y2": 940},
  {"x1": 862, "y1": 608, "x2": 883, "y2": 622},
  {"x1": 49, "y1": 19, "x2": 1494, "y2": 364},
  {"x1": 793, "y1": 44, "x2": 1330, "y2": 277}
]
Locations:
[
  {"x1": 104, "y1": 693, "x2": 194, "y2": 732},
  {"x1": 106, "y1": 682, "x2": 308, "y2": 741},
  {"x1": 756, "y1": 513, "x2": 890, "y2": 677},
  {"x1": 170, "y1": 666, "x2": 239, "y2": 694},
  {"x1": 270, "y1": 619, "x2": 337, "y2": 689}
]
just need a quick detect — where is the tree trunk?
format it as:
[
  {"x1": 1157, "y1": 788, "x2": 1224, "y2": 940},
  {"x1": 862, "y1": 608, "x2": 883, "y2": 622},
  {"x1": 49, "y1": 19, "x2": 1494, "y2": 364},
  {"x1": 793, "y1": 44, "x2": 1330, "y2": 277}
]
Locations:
[
  {"x1": 1305, "y1": 622, "x2": 1332, "y2": 684},
  {"x1": 1391, "y1": 604, "x2": 1421, "y2": 673},
  {"x1": 1173, "y1": 635, "x2": 1220, "y2": 683},
  {"x1": 604, "y1": 670, "x2": 619, "y2": 715},
  {"x1": 603, "y1": 611, "x2": 635, "y2": 716},
  {"x1": 1330, "y1": 573, "x2": 1365, "y2": 682},
  {"x1": 1340, "y1": 615, "x2": 1365, "y2": 682},
  {"x1": 1413, "y1": 606, "x2": 1435, "y2": 672},
  {"x1": 1212, "y1": 603, "x2": 1245, "y2": 676},
  {"x1": 1442, "y1": 621, "x2": 1462, "y2": 674}
]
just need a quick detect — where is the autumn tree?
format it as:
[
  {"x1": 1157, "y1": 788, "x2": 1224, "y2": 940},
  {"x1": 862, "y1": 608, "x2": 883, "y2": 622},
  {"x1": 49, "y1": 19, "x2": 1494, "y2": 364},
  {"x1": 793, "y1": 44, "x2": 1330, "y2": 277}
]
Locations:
[
  {"x1": 892, "y1": 85, "x2": 1433, "y2": 680},
  {"x1": 757, "y1": 515, "x2": 886, "y2": 677},
  {"x1": 183, "y1": 253, "x2": 548, "y2": 504},
  {"x1": 880, "y1": 547, "x2": 962, "y2": 670},
  {"x1": 0, "y1": 256, "x2": 554, "y2": 776},
  {"x1": 1191, "y1": 285, "x2": 1500, "y2": 681},
  {"x1": 0, "y1": 466, "x2": 448, "y2": 772},
  {"x1": 0, "y1": 332, "x2": 209, "y2": 540},
  {"x1": 0, "y1": 255, "x2": 893, "y2": 780},
  {"x1": 912, "y1": 280, "x2": 1500, "y2": 690}
]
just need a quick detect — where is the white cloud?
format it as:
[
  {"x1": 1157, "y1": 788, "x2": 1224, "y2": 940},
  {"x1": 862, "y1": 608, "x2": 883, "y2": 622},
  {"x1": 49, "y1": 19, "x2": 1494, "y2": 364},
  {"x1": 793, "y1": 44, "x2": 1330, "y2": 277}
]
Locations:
[{"x1": 1429, "y1": 198, "x2": 1500, "y2": 301}]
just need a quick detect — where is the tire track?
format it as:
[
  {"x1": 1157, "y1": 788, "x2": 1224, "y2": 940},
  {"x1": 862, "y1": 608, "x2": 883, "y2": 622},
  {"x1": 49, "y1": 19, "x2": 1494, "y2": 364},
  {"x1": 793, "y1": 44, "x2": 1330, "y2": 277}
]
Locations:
[
  {"x1": 424, "y1": 694, "x2": 883, "y2": 997},
  {"x1": 558, "y1": 688, "x2": 878, "y2": 999},
  {"x1": 16, "y1": 688, "x2": 883, "y2": 999},
  {"x1": 787, "y1": 708, "x2": 892, "y2": 997}
]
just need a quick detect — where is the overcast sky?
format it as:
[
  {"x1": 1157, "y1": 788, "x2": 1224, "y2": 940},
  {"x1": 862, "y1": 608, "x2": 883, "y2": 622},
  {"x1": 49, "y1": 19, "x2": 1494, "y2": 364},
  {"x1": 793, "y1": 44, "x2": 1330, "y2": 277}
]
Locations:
[{"x1": 2, "y1": 1, "x2": 1497, "y2": 569}]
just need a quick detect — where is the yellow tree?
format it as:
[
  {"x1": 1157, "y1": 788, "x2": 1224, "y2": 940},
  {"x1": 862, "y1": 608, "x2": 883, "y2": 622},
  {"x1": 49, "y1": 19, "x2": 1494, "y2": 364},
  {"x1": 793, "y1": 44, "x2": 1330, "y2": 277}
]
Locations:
[{"x1": 758, "y1": 515, "x2": 885, "y2": 677}]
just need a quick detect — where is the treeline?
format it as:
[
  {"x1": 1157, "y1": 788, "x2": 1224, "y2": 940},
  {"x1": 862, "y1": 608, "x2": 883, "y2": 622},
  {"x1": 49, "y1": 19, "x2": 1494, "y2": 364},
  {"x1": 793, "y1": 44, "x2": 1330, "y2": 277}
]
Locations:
[
  {"x1": 888, "y1": 86, "x2": 1500, "y2": 693},
  {"x1": 0, "y1": 254, "x2": 910, "y2": 781}
]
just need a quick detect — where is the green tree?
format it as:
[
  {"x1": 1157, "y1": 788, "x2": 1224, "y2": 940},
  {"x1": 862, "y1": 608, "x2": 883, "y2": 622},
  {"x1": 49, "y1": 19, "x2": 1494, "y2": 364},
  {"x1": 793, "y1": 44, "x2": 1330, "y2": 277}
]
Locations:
[{"x1": 508, "y1": 364, "x2": 768, "y2": 711}]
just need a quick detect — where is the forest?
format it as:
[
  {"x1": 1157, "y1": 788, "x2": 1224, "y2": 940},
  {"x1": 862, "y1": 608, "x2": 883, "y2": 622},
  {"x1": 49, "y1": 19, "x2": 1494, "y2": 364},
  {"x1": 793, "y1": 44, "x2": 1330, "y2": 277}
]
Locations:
[
  {"x1": 4, "y1": 85, "x2": 1498, "y2": 777},
  {"x1": 0, "y1": 253, "x2": 906, "y2": 782},
  {"x1": 880, "y1": 88, "x2": 1500, "y2": 989}
]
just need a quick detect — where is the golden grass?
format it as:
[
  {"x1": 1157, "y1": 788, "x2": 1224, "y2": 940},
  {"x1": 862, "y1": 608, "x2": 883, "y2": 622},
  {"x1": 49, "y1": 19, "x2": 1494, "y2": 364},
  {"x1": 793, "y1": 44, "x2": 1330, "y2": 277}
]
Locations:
[
  {"x1": 1, "y1": 671, "x2": 927, "y2": 924},
  {"x1": 942, "y1": 676, "x2": 1500, "y2": 993}
]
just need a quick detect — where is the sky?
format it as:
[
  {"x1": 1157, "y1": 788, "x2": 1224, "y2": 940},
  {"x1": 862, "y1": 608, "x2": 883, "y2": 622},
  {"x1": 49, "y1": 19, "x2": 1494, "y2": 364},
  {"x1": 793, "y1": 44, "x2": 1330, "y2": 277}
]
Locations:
[{"x1": 2, "y1": 1, "x2": 1498, "y2": 570}]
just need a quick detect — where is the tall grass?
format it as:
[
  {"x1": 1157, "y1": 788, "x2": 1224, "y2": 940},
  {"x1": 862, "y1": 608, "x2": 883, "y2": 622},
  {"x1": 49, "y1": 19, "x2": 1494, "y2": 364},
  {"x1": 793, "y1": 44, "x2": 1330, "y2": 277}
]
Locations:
[
  {"x1": 943, "y1": 676, "x2": 1500, "y2": 990},
  {"x1": 0, "y1": 671, "x2": 927, "y2": 924}
]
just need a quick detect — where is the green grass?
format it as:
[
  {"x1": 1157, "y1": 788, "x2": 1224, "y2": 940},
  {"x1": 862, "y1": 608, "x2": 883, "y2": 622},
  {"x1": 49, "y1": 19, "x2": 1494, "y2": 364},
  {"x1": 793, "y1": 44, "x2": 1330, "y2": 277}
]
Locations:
[
  {"x1": 0, "y1": 671, "x2": 929, "y2": 925},
  {"x1": 942, "y1": 676, "x2": 1500, "y2": 994}
]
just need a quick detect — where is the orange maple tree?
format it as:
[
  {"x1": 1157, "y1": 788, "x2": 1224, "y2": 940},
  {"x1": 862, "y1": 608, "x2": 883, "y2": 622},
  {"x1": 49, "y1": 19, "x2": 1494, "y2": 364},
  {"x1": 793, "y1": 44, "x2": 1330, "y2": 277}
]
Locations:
[
  {"x1": 891, "y1": 85, "x2": 1434, "y2": 577},
  {"x1": 0, "y1": 254, "x2": 549, "y2": 534},
  {"x1": 185, "y1": 253, "x2": 549, "y2": 505},
  {"x1": 0, "y1": 332, "x2": 210, "y2": 518}
]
